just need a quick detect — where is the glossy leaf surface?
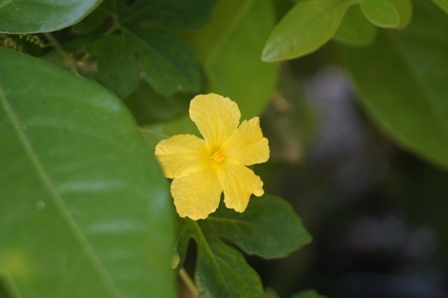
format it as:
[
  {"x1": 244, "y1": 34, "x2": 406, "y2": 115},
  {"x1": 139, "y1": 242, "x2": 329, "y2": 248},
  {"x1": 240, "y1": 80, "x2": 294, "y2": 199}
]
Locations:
[
  {"x1": 0, "y1": 0, "x2": 100, "y2": 33},
  {"x1": 262, "y1": 0, "x2": 354, "y2": 62},
  {"x1": 342, "y1": 1, "x2": 448, "y2": 169},
  {"x1": 0, "y1": 47, "x2": 176, "y2": 297}
]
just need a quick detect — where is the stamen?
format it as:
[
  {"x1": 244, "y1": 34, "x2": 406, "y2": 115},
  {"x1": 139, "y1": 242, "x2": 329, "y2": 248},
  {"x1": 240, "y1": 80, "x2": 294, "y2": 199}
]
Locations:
[{"x1": 211, "y1": 151, "x2": 225, "y2": 163}]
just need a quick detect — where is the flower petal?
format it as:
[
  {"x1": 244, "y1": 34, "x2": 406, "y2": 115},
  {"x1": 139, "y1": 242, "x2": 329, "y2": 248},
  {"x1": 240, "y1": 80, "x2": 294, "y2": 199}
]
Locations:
[
  {"x1": 217, "y1": 161, "x2": 264, "y2": 213},
  {"x1": 155, "y1": 134, "x2": 207, "y2": 179},
  {"x1": 223, "y1": 117, "x2": 269, "y2": 165},
  {"x1": 171, "y1": 168, "x2": 223, "y2": 220},
  {"x1": 189, "y1": 93, "x2": 240, "y2": 150}
]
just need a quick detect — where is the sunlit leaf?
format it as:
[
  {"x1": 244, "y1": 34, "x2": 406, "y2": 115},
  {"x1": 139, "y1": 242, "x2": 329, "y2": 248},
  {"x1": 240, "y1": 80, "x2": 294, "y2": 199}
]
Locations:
[
  {"x1": 0, "y1": 46, "x2": 176, "y2": 297},
  {"x1": 262, "y1": 0, "x2": 355, "y2": 62},
  {"x1": 0, "y1": 0, "x2": 101, "y2": 33},
  {"x1": 360, "y1": 0, "x2": 400, "y2": 28},
  {"x1": 341, "y1": 1, "x2": 448, "y2": 169}
]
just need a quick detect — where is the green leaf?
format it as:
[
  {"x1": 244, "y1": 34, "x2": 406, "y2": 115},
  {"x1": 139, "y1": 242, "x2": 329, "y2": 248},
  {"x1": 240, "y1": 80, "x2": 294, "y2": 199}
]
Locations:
[
  {"x1": 291, "y1": 289, "x2": 327, "y2": 298},
  {"x1": 341, "y1": 1, "x2": 448, "y2": 169},
  {"x1": 333, "y1": 5, "x2": 377, "y2": 46},
  {"x1": 176, "y1": 195, "x2": 311, "y2": 297},
  {"x1": 360, "y1": 0, "x2": 400, "y2": 28},
  {"x1": 0, "y1": 47, "x2": 176, "y2": 297},
  {"x1": 123, "y1": 81, "x2": 194, "y2": 125},
  {"x1": 0, "y1": 0, "x2": 101, "y2": 34},
  {"x1": 116, "y1": 0, "x2": 217, "y2": 29},
  {"x1": 262, "y1": 0, "x2": 355, "y2": 62},
  {"x1": 89, "y1": 34, "x2": 140, "y2": 98},
  {"x1": 189, "y1": 0, "x2": 278, "y2": 119},
  {"x1": 432, "y1": 0, "x2": 448, "y2": 14},
  {"x1": 204, "y1": 195, "x2": 311, "y2": 258},
  {"x1": 388, "y1": 0, "x2": 413, "y2": 28},
  {"x1": 89, "y1": 29, "x2": 201, "y2": 97}
]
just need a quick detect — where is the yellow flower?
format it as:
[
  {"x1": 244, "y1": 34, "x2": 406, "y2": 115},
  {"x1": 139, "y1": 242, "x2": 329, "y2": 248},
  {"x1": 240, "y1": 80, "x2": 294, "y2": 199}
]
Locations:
[{"x1": 155, "y1": 93, "x2": 270, "y2": 220}]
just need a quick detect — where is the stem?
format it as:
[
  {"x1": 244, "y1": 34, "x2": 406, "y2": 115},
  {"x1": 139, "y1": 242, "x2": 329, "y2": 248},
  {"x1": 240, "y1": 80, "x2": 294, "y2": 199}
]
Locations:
[{"x1": 179, "y1": 268, "x2": 197, "y2": 297}]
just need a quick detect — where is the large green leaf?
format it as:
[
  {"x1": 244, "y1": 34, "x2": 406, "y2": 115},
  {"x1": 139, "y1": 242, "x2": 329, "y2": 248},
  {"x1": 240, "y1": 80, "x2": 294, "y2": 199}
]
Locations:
[
  {"x1": 262, "y1": 0, "x2": 355, "y2": 62},
  {"x1": 189, "y1": 0, "x2": 278, "y2": 119},
  {"x1": 0, "y1": 0, "x2": 101, "y2": 33},
  {"x1": 176, "y1": 195, "x2": 311, "y2": 297},
  {"x1": 0, "y1": 47, "x2": 176, "y2": 297},
  {"x1": 341, "y1": 1, "x2": 448, "y2": 169}
]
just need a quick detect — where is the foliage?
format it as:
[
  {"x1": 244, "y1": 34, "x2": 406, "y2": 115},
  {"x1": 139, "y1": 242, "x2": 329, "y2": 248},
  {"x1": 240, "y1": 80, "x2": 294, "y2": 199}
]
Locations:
[{"x1": 1, "y1": 0, "x2": 447, "y2": 297}]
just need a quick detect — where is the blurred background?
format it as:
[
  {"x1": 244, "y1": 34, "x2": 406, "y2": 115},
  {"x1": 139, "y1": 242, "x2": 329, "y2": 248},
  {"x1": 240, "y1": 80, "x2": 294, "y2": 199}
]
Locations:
[{"x1": 249, "y1": 55, "x2": 448, "y2": 298}]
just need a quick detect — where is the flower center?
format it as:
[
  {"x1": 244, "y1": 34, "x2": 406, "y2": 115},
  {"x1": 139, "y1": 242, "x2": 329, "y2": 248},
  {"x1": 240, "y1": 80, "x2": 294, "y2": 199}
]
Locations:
[{"x1": 210, "y1": 150, "x2": 225, "y2": 163}]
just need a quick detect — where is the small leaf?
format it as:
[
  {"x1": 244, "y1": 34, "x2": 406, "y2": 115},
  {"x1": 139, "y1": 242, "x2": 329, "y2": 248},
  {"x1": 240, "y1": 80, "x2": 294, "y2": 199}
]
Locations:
[
  {"x1": 0, "y1": 46, "x2": 176, "y2": 297},
  {"x1": 205, "y1": 195, "x2": 312, "y2": 258},
  {"x1": 432, "y1": 0, "x2": 448, "y2": 14},
  {"x1": 175, "y1": 195, "x2": 311, "y2": 297},
  {"x1": 0, "y1": 0, "x2": 101, "y2": 33},
  {"x1": 262, "y1": 0, "x2": 355, "y2": 62},
  {"x1": 333, "y1": 5, "x2": 377, "y2": 46},
  {"x1": 341, "y1": 1, "x2": 448, "y2": 169},
  {"x1": 360, "y1": 0, "x2": 401, "y2": 28}
]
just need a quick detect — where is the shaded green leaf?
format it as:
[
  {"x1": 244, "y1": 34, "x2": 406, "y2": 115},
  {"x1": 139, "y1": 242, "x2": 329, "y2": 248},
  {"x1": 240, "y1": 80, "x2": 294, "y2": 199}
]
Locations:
[
  {"x1": 123, "y1": 81, "x2": 194, "y2": 125},
  {"x1": 116, "y1": 0, "x2": 216, "y2": 29},
  {"x1": 205, "y1": 195, "x2": 311, "y2": 258},
  {"x1": 0, "y1": 0, "x2": 101, "y2": 34},
  {"x1": 360, "y1": 0, "x2": 400, "y2": 28},
  {"x1": 190, "y1": 0, "x2": 278, "y2": 119},
  {"x1": 89, "y1": 34, "x2": 140, "y2": 98},
  {"x1": 176, "y1": 195, "x2": 311, "y2": 297},
  {"x1": 432, "y1": 0, "x2": 448, "y2": 14},
  {"x1": 291, "y1": 289, "x2": 327, "y2": 298},
  {"x1": 262, "y1": 0, "x2": 355, "y2": 62},
  {"x1": 0, "y1": 46, "x2": 176, "y2": 297},
  {"x1": 333, "y1": 5, "x2": 377, "y2": 46},
  {"x1": 341, "y1": 1, "x2": 448, "y2": 169},
  {"x1": 89, "y1": 28, "x2": 201, "y2": 97}
]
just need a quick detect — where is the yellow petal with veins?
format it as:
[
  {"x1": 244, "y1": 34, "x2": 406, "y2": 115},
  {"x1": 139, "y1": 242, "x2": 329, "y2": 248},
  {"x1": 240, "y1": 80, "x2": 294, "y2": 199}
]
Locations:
[
  {"x1": 223, "y1": 117, "x2": 269, "y2": 166},
  {"x1": 189, "y1": 93, "x2": 240, "y2": 150},
  {"x1": 155, "y1": 134, "x2": 208, "y2": 179},
  {"x1": 217, "y1": 160, "x2": 264, "y2": 212},
  {"x1": 171, "y1": 167, "x2": 223, "y2": 220}
]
